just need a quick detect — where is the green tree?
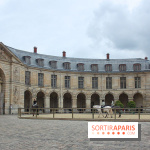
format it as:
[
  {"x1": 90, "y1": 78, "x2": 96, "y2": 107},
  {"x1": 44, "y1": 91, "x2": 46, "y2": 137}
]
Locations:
[
  {"x1": 115, "y1": 100, "x2": 124, "y2": 108},
  {"x1": 127, "y1": 101, "x2": 136, "y2": 108}
]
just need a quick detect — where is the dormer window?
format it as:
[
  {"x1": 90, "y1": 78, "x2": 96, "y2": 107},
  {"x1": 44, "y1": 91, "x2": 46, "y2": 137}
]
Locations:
[
  {"x1": 119, "y1": 64, "x2": 126, "y2": 72},
  {"x1": 49, "y1": 61, "x2": 57, "y2": 69},
  {"x1": 91, "y1": 64, "x2": 98, "y2": 72},
  {"x1": 105, "y1": 64, "x2": 112, "y2": 72},
  {"x1": 77, "y1": 63, "x2": 84, "y2": 71},
  {"x1": 63, "y1": 62, "x2": 71, "y2": 70},
  {"x1": 23, "y1": 56, "x2": 31, "y2": 65},
  {"x1": 133, "y1": 63, "x2": 141, "y2": 71},
  {"x1": 36, "y1": 59, "x2": 44, "y2": 67}
]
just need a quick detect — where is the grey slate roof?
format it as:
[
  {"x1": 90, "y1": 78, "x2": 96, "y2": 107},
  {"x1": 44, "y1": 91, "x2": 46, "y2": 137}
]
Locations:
[{"x1": 6, "y1": 45, "x2": 150, "y2": 73}]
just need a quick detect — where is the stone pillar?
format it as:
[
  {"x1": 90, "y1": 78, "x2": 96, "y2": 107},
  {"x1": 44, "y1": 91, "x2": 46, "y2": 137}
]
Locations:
[
  {"x1": 72, "y1": 95, "x2": 77, "y2": 108},
  {"x1": 114, "y1": 95, "x2": 119, "y2": 104},
  {"x1": 100, "y1": 99, "x2": 103, "y2": 105},
  {"x1": 59, "y1": 94, "x2": 63, "y2": 108},
  {"x1": 45, "y1": 95, "x2": 50, "y2": 113},
  {"x1": 128, "y1": 97, "x2": 133, "y2": 102},
  {"x1": 45, "y1": 95, "x2": 50, "y2": 108},
  {"x1": 86, "y1": 95, "x2": 91, "y2": 112}
]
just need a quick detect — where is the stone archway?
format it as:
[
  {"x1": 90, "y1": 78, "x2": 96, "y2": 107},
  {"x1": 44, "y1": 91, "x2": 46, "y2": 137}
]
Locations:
[
  {"x1": 133, "y1": 93, "x2": 143, "y2": 107},
  {"x1": 91, "y1": 93, "x2": 100, "y2": 108},
  {"x1": 77, "y1": 93, "x2": 86, "y2": 112},
  {"x1": 0, "y1": 68, "x2": 5, "y2": 115},
  {"x1": 105, "y1": 93, "x2": 114, "y2": 106},
  {"x1": 50, "y1": 92, "x2": 58, "y2": 108},
  {"x1": 119, "y1": 93, "x2": 128, "y2": 108},
  {"x1": 37, "y1": 91, "x2": 45, "y2": 112},
  {"x1": 63, "y1": 93, "x2": 72, "y2": 108},
  {"x1": 24, "y1": 90, "x2": 32, "y2": 112}
]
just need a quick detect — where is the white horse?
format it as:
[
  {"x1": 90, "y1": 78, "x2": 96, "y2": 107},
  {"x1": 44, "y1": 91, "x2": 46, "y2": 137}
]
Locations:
[{"x1": 93, "y1": 105, "x2": 113, "y2": 118}]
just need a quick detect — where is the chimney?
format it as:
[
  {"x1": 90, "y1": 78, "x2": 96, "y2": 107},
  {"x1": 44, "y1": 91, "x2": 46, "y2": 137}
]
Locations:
[
  {"x1": 62, "y1": 51, "x2": 66, "y2": 57},
  {"x1": 106, "y1": 53, "x2": 109, "y2": 59},
  {"x1": 34, "y1": 47, "x2": 37, "y2": 53},
  {"x1": 145, "y1": 57, "x2": 148, "y2": 60}
]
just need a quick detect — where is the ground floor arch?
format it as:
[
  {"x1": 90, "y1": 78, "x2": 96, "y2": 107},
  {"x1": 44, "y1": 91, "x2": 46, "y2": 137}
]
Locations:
[
  {"x1": 63, "y1": 93, "x2": 72, "y2": 108},
  {"x1": 24, "y1": 90, "x2": 32, "y2": 112},
  {"x1": 133, "y1": 93, "x2": 143, "y2": 107},
  {"x1": 50, "y1": 92, "x2": 58, "y2": 108},
  {"x1": 77, "y1": 93, "x2": 86, "y2": 112},
  {"x1": 105, "y1": 93, "x2": 114, "y2": 106},
  {"x1": 91, "y1": 93, "x2": 100, "y2": 108},
  {"x1": 37, "y1": 91, "x2": 45, "y2": 111},
  {"x1": 119, "y1": 93, "x2": 128, "y2": 108}
]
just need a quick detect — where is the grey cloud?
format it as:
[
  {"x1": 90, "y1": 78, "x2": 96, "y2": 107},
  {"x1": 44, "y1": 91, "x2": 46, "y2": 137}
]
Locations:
[{"x1": 87, "y1": 0, "x2": 150, "y2": 56}]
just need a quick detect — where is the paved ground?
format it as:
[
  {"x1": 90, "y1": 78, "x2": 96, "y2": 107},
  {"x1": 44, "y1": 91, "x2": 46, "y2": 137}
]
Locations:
[{"x1": 0, "y1": 115, "x2": 150, "y2": 150}]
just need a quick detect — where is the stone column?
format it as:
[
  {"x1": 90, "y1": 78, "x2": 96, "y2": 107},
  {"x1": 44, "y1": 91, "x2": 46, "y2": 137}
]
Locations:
[
  {"x1": 72, "y1": 95, "x2": 77, "y2": 108},
  {"x1": 128, "y1": 97, "x2": 133, "y2": 102},
  {"x1": 45, "y1": 95, "x2": 50, "y2": 113},
  {"x1": 114, "y1": 95, "x2": 119, "y2": 104},
  {"x1": 59, "y1": 94, "x2": 63, "y2": 108},
  {"x1": 86, "y1": 95, "x2": 91, "y2": 112}
]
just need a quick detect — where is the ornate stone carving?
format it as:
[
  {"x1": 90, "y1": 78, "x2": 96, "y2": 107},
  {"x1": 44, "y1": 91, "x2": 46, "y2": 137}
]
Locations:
[
  {"x1": 13, "y1": 86, "x2": 19, "y2": 104},
  {"x1": 0, "y1": 49, "x2": 9, "y2": 61},
  {"x1": 13, "y1": 67, "x2": 20, "y2": 82}
]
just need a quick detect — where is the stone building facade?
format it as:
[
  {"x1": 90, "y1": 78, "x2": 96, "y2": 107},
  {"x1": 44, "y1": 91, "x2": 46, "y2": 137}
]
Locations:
[{"x1": 0, "y1": 42, "x2": 150, "y2": 114}]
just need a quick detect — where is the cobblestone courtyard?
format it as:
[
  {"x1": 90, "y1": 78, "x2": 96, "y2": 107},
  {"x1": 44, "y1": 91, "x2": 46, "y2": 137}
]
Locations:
[{"x1": 0, "y1": 115, "x2": 150, "y2": 150}]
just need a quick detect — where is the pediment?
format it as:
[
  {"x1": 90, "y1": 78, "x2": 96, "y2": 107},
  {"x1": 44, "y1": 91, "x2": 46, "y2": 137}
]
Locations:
[
  {"x1": 0, "y1": 49, "x2": 10, "y2": 62},
  {"x1": 0, "y1": 43, "x2": 22, "y2": 64}
]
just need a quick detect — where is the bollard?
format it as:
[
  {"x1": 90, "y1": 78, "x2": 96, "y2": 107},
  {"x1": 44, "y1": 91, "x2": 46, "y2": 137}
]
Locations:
[
  {"x1": 53, "y1": 109, "x2": 55, "y2": 118},
  {"x1": 138, "y1": 108, "x2": 140, "y2": 120},
  {"x1": 114, "y1": 108, "x2": 116, "y2": 120},
  {"x1": 92, "y1": 108, "x2": 94, "y2": 119},
  {"x1": 18, "y1": 108, "x2": 21, "y2": 118},
  {"x1": 72, "y1": 108, "x2": 73, "y2": 119}
]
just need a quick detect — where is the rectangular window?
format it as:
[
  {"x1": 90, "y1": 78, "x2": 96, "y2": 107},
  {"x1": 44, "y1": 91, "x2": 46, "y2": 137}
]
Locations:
[
  {"x1": 105, "y1": 64, "x2": 112, "y2": 72},
  {"x1": 135, "y1": 77, "x2": 141, "y2": 88},
  {"x1": 65, "y1": 76, "x2": 70, "y2": 88},
  {"x1": 119, "y1": 64, "x2": 126, "y2": 72},
  {"x1": 77, "y1": 63, "x2": 84, "y2": 71},
  {"x1": 92, "y1": 77, "x2": 98, "y2": 89},
  {"x1": 51, "y1": 75, "x2": 57, "y2": 88},
  {"x1": 78, "y1": 77, "x2": 84, "y2": 89},
  {"x1": 133, "y1": 64, "x2": 141, "y2": 71},
  {"x1": 25, "y1": 56, "x2": 31, "y2": 65},
  {"x1": 106, "y1": 77, "x2": 112, "y2": 89},
  {"x1": 25, "y1": 71, "x2": 30, "y2": 85},
  {"x1": 91, "y1": 64, "x2": 98, "y2": 72},
  {"x1": 38, "y1": 73, "x2": 44, "y2": 86},
  {"x1": 120, "y1": 77, "x2": 126, "y2": 89},
  {"x1": 50, "y1": 61, "x2": 57, "y2": 69},
  {"x1": 63, "y1": 62, "x2": 70, "y2": 70}
]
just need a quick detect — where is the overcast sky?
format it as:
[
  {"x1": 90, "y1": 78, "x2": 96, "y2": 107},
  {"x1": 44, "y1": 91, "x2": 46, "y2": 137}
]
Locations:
[{"x1": 0, "y1": 0, "x2": 149, "y2": 59}]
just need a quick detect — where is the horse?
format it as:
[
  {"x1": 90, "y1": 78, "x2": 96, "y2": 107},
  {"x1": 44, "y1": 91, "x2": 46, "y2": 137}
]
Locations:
[
  {"x1": 32, "y1": 103, "x2": 39, "y2": 116},
  {"x1": 93, "y1": 105, "x2": 113, "y2": 118},
  {"x1": 111, "y1": 105, "x2": 122, "y2": 118}
]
